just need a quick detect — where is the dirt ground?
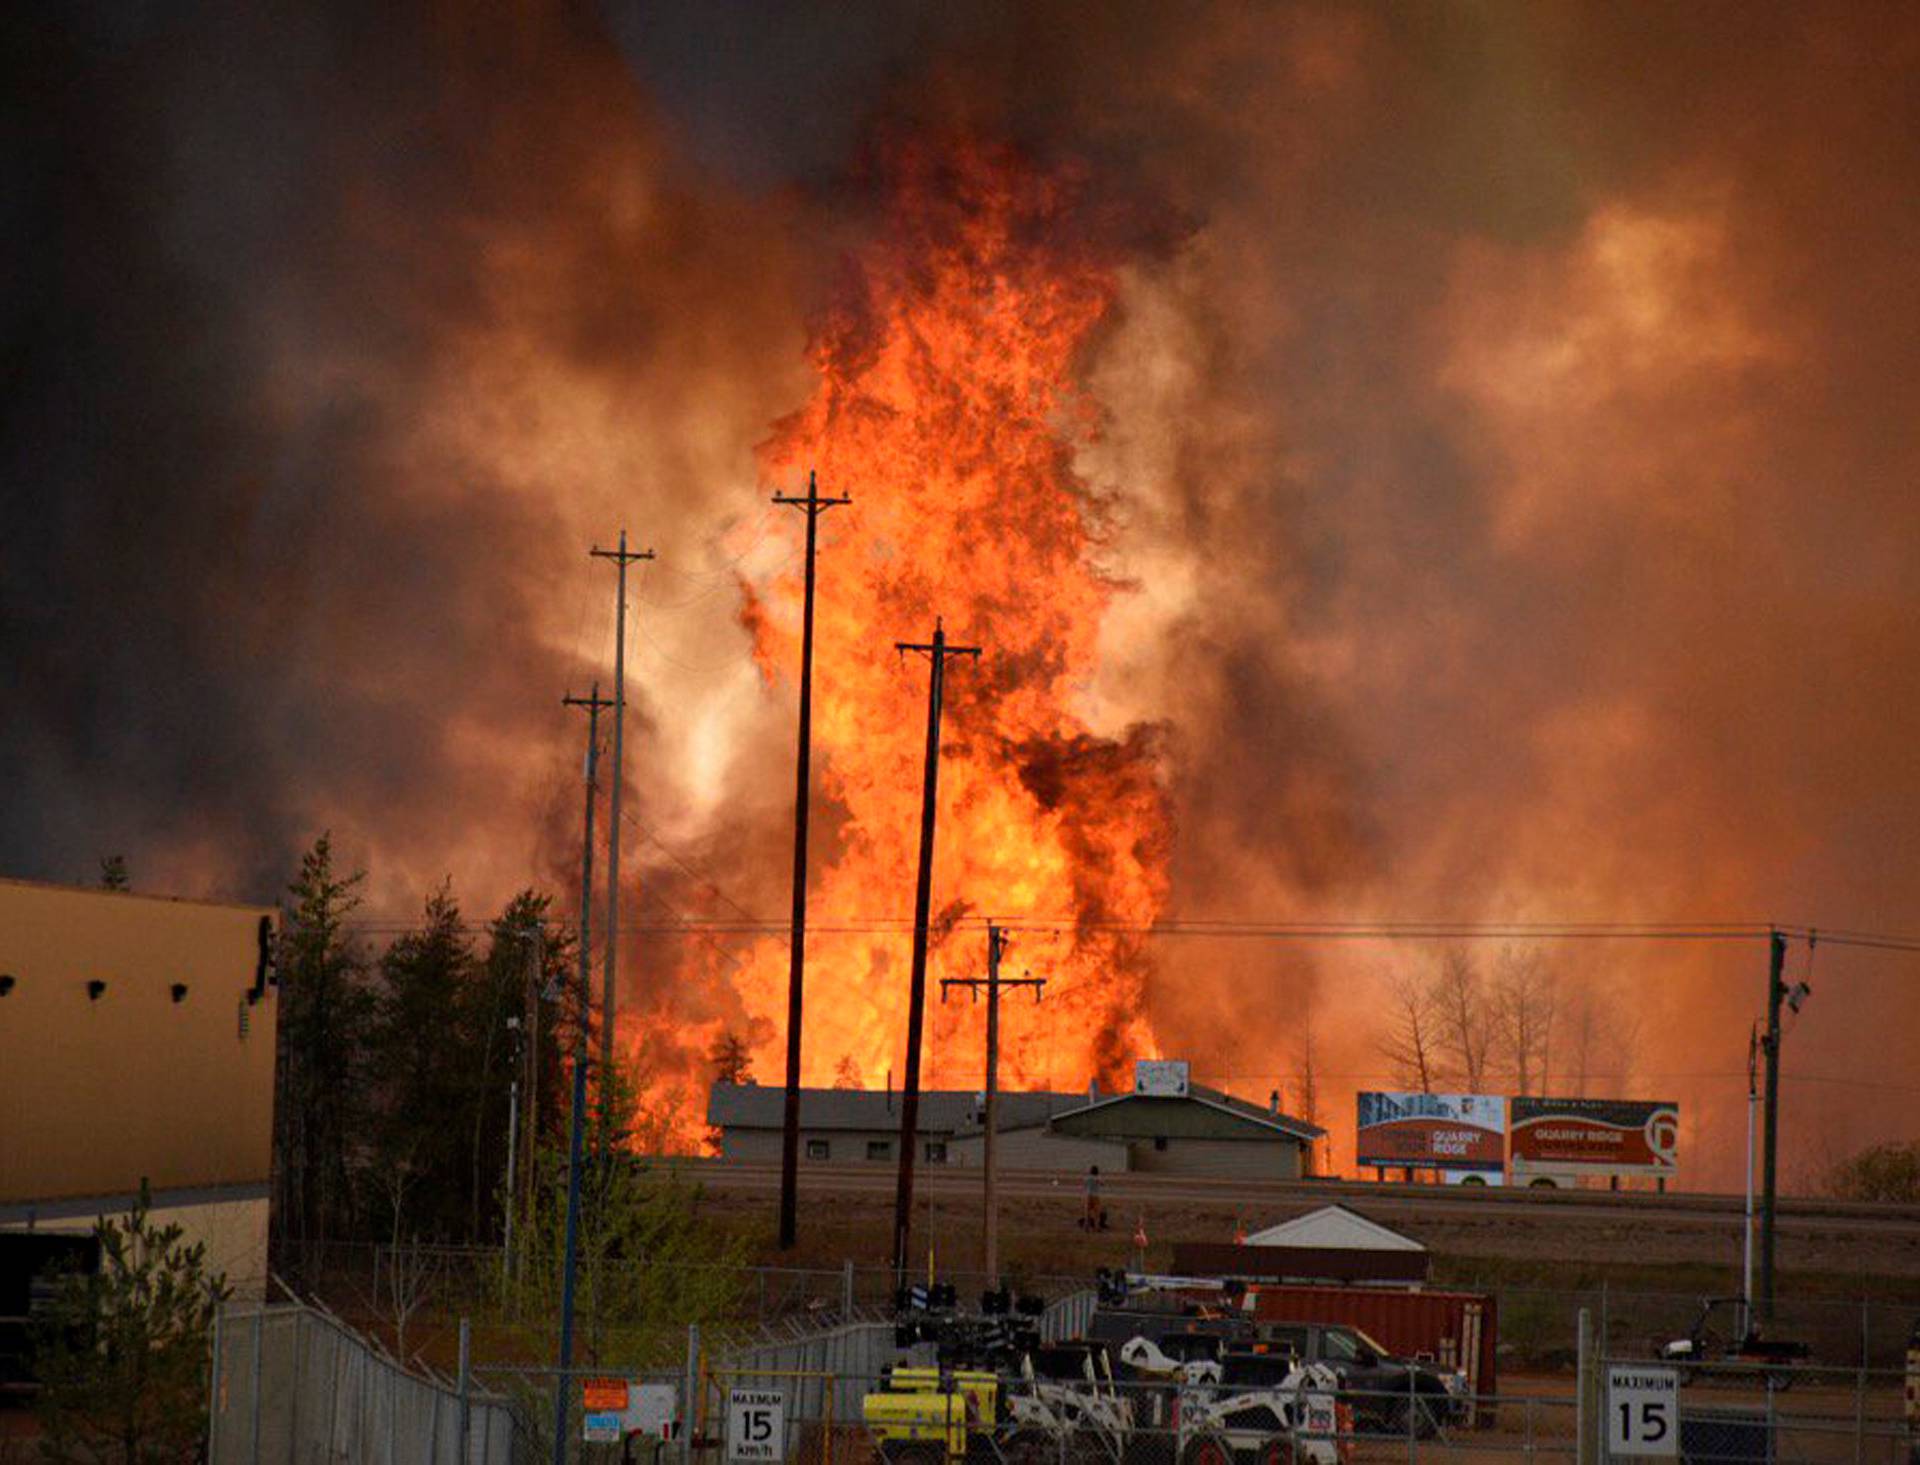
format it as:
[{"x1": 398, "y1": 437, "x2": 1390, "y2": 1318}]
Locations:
[{"x1": 697, "y1": 1170, "x2": 1920, "y2": 1297}]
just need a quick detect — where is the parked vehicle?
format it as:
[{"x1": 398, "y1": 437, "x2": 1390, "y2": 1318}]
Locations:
[
  {"x1": 1176, "y1": 1355, "x2": 1353, "y2": 1465},
  {"x1": 1248, "y1": 1323, "x2": 1463, "y2": 1436},
  {"x1": 1656, "y1": 1298, "x2": 1812, "y2": 1388},
  {"x1": 864, "y1": 1365, "x2": 1002, "y2": 1463},
  {"x1": 864, "y1": 1345, "x2": 1140, "y2": 1464}
]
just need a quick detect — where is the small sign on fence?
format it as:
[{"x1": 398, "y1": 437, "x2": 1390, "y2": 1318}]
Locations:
[
  {"x1": 1607, "y1": 1364, "x2": 1679, "y2": 1457},
  {"x1": 625, "y1": 1383, "x2": 678, "y2": 1439},
  {"x1": 727, "y1": 1387, "x2": 786, "y2": 1461},
  {"x1": 582, "y1": 1377, "x2": 629, "y2": 1412}
]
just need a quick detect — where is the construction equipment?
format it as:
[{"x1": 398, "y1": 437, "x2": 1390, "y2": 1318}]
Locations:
[
  {"x1": 862, "y1": 1351, "x2": 1128, "y2": 1465},
  {"x1": 1175, "y1": 1356, "x2": 1352, "y2": 1465},
  {"x1": 1657, "y1": 1297, "x2": 1811, "y2": 1388},
  {"x1": 863, "y1": 1365, "x2": 1000, "y2": 1463}
]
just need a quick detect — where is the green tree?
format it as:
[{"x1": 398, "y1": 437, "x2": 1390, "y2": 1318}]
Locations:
[
  {"x1": 273, "y1": 833, "x2": 374, "y2": 1278},
  {"x1": 98, "y1": 855, "x2": 129, "y2": 892},
  {"x1": 468, "y1": 891, "x2": 574, "y2": 1244},
  {"x1": 33, "y1": 1185, "x2": 229, "y2": 1463},
  {"x1": 496, "y1": 1065, "x2": 746, "y2": 1365},
  {"x1": 368, "y1": 881, "x2": 477, "y2": 1240}
]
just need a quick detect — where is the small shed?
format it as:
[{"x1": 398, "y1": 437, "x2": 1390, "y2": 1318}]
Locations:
[{"x1": 1172, "y1": 1203, "x2": 1431, "y2": 1285}]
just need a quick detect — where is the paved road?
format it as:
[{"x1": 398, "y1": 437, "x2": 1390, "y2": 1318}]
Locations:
[{"x1": 682, "y1": 1159, "x2": 1920, "y2": 1240}]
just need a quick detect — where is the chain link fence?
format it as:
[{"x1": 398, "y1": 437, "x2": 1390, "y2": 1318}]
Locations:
[
  {"x1": 207, "y1": 1300, "x2": 515, "y2": 1463},
  {"x1": 1450, "y1": 1287, "x2": 1919, "y2": 1373},
  {"x1": 1596, "y1": 1356, "x2": 1916, "y2": 1465}
]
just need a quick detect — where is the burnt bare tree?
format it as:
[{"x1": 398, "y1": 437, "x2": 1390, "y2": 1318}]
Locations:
[
  {"x1": 1432, "y1": 947, "x2": 1495, "y2": 1092},
  {"x1": 1493, "y1": 947, "x2": 1558, "y2": 1096},
  {"x1": 1376, "y1": 968, "x2": 1443, "y2": 1092}
]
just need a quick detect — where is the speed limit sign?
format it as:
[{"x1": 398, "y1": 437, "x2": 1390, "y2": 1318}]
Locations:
[
  {"x1": 1608, "y1": 1365, "x2": 1678, "y2": 1456},
  {"x1": 727, "y1": 1387, "x2": 785, "y2": 1461}
]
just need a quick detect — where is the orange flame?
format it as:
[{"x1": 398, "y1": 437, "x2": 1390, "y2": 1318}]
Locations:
[{"x1": 657, "y1": 137, "x2": 1174, "y2": 1127}]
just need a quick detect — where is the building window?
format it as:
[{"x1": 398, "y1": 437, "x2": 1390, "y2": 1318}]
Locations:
[
  {"x1": 1154, "y1": 1135, "x2": 1168, "y2": 1151},
  {"x1": 806, "y1": 1139, "x2": 830, "y2": 1161},
  {"x1": 925, "y1": 1141, "x2": 948, "y2": 1163},
  {"x1": 866, "y1": 1140, "x2": 892, "y2": 1161}
]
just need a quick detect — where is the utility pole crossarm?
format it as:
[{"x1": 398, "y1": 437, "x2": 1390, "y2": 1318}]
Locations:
[
  {"x1": 587, "y1": 544, "x2": 657, "y2": 566},
  {"x1": 774, "y1": 471, "x2": 850, "y2": 1252},
  {"x1": 941, "y1": 978, "x2": 1046, "y2": 995},
  {"x1": 772, "y1": 468, "x2": 852, "y2": 514},
  {"x1": 897, "y1": 639, "x2": 982, "y2": 660}
]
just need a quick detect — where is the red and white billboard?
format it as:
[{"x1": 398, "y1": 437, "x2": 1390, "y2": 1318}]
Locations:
[
  {"x1": 1356, "y1": 1092, "x2": 1507, "y2": 1172},
  {"x1": 1508, "y1": 1098, "x2": 1678, "y2": 1177}
]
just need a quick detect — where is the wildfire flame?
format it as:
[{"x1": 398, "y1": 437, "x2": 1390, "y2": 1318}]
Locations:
[{"x1": 649, "y1": 137, "x2": 1175, "y2": 1126}]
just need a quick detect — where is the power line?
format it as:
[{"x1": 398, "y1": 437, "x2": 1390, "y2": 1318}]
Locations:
[{"x1": 332, "y1": 915, "x2": 1920, "y2": 953}]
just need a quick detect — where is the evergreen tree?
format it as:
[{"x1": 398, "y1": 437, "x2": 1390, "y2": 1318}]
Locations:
[
  {"x1": 368, "y1": 881, "x2": 476, "y2": 1240},
  {"x1": 98, "y1": 855, "x2": 129, "y2": 891},
  {"x1": 468, "y1": 891, "x2": 573, "y2": 1243},
  {"x1": 273, "y1": 834, "x2": 374, "y2": 1277},
  {"x1": 33, "y1": 1184, "x2": 230, "y2": 1462}
]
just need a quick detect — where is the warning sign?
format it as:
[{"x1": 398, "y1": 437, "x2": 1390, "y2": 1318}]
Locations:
[{"x1": 582, "y1": 1376, "x2": 629, "y2": 1412}]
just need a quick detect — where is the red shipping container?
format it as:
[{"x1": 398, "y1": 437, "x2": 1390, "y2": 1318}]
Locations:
[{"x1": 1246, "y1": 1284, "x2": 1498, "y2": 1400}]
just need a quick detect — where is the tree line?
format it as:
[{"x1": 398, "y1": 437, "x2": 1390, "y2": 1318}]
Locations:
[{"x1": 271, "y1": 833, "x2": 580, "y2": 1274}]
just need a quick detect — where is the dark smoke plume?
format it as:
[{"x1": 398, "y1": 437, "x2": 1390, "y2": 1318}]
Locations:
[{"x1": 7, "y1": 2, "x2": 1919, "y2": 1184}]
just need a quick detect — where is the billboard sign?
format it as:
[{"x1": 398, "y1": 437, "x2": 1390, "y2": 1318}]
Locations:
[
  {"x1": 1356, "y1": 1092, "x2": 1506, "y2": 1172},
  {"x1": 1509, "y1": 1098, "x2": 1678, "y2": 1176}
]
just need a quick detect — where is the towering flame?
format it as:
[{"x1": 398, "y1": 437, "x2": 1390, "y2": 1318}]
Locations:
[{"x1": 699, "y1": 137, "x2": 1174, "y2": 1113}]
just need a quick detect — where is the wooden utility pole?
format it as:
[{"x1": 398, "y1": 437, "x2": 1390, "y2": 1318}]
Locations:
[
  {"x1": 589, "y1": 533, "x2": 653, "y2": 1152},
  {"x1": 1759, "y1": 927, "x2": 1800, "y2": 1324},
  {"x1": 553, "y1": 683, "x2": 611, "y2": 1465},
  {"x1": 941, "y1": 922, "x2": 1044, "y2": 1281},
  {"x1": 891, "y1": 620, "x2": 980, "y2": 1286},
  {"x1": 773, "y1": 472, "x2": 849, "y2": 1251}
]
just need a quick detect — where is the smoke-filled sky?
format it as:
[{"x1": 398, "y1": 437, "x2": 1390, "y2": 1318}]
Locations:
[{"x1": 5, "y1": 2, "x2": 1918, "y2": 1187}]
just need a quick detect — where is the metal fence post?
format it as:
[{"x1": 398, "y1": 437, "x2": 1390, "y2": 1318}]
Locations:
[
  {"x1": 287, "y1": 1308, "x2": 301, "y2": 1464},
  {"x1": 1406, "y1": 1364, "x2": 1418, "y2": 1465},
  {"x1": 1576, "y1": 1307, "x2": 1592, "y2": 1465},
  {"x1": 208, "y1": 1305, "x2": 224, "y2": 1465},
  {"x1": 458, "y1": 1316, "x2": 473, "y2": 1465},
  {"x1": 1525, "y1": 1394, "x2": 1535, "y2": 1465},
  {"x1": 842, "y1": 1259, "x2": 854, "y2": 1320},
  {"x1": 250, "y1": 1309, "x2": 264, "y2": 1465},
  {"x1": 685, "y1": 1323, "x2": 700, "y2": 1459}
]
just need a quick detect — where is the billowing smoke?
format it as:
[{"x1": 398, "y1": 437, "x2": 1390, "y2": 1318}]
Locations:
[{"x1": 6, "y1": 2, "x2": 1917, "y2": 1186}]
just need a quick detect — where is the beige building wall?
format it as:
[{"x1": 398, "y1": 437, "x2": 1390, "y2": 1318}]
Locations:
[
  {"x1": 946, "y1": 1128, "x2": 1128, "y2": 1173},
  {"x1": 718, "y1": 1127, "x2": 952, "y2": 1164},
  {"x1": 0, "y1": 878, "x2": 277, "y2": 1204},
  {"x1": 1125, "y1": 1135, "x2": 1303, "y2": 1180},
  {"x1": 1, "y1": 1188, "x2": 271, "y2": 1301}
]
